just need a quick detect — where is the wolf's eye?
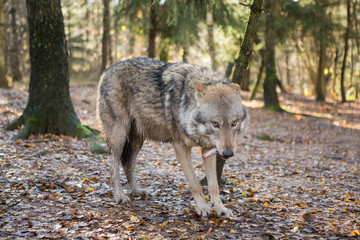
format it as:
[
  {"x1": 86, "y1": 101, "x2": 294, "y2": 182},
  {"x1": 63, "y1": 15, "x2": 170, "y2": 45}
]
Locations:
[
  {"x1": 211, "y1": 122, "x2": 220, "y2": 128},
  {"x1": 231, "y1": 120, "x2": 238, "y2": 127}
]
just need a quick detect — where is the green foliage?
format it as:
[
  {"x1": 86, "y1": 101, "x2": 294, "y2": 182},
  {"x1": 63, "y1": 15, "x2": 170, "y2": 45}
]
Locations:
[
  {"x1": 283, "y1": 0, "x2": 339, "y2": 46},
  {"x1": 116, "y1": 0, "x2": 246, "y2": 54},
  {"x1": 115, "y1": 0, "x2": 151, "y2": 35}
]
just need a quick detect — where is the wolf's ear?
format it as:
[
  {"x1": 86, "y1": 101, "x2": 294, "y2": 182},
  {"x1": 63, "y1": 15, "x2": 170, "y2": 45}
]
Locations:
[
  {"x1": 230, "y1": 83, "x2": 241, "y2": 92},
  {"x1": 194, "y1": 81, "x2": 205, "y2": 103}
]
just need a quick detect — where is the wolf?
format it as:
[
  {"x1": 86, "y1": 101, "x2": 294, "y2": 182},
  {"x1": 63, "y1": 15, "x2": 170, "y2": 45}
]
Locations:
[{"x1": 96, "y1": 57, "x2": 249, "y2": 217}]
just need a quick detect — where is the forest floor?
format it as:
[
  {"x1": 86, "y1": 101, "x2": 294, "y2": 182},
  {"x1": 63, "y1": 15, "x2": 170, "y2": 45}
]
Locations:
[{"x1": 0, "y1": 84, "x2": 359, "y2": 240}]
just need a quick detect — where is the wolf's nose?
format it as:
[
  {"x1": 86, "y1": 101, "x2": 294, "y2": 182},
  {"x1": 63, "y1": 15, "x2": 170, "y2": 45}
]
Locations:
[{"x1": 222, "y1": 150, "x2": 234, "y2": 158}]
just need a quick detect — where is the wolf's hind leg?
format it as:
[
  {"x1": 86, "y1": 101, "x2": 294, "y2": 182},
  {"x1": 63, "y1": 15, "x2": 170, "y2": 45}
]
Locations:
[
  {"x1": 107, "y1": 119, "x2": 131, "y2": 204},
  {"x1": 122, "y1": 124, "x2": 147, "y2": 196}
]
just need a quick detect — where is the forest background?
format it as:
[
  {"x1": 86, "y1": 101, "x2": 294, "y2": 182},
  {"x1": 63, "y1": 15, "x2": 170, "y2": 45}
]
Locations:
[
  {"x1": 1, "y1": 0, "x2": 359, "y2": 102},
  {"x1": 0, "y1": 0, "x2": 359, "y2": 239}
]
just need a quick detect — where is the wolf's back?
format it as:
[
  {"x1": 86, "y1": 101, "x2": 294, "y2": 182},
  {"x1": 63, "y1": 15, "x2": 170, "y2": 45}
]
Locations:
[{"x1": 96, "y1": 57, "x2": 230, "y2": 143}]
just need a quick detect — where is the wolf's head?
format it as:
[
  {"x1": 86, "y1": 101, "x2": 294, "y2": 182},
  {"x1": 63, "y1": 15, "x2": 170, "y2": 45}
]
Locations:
[{"x1": 190, "y1": 81, "x2": 250, "y2": 159}]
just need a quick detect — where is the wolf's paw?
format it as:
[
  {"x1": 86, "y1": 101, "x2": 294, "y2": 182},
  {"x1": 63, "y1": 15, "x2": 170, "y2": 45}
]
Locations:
[
  {"x1": 214, "y1": 205, "x2": 233, "y2": 218},
  {"x1": 195, "y1": 203, "x2": 212, "y2": 217},
  {"x1": 132, "y1": 188, "x2": 149, "y2": 198},
  {"x1": 114, "y1": 193, "x2": 130, "y2": 204}
]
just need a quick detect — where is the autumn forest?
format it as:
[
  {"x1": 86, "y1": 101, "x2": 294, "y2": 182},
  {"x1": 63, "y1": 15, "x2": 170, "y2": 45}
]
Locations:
[{"x1": 0, "y1": 0, "x2": 359, "y2": 239}]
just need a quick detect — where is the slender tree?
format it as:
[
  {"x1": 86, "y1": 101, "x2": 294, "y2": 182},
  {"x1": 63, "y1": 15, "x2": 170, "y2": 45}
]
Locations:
[
  {"x1": 6, "y1": 0, "x2": 95, "y2": 140},
  {"x1": 263, "y1": 0, "x2": 281, "y2": 110},
  {"x1": 241, "y1": 68, "x2": 251, "y2": 91},
  {"x1": 340, "y1": 0, "x2": 351, "y2": 102},
  {"x1": 148, "y1": 0, "x2": 157, "y2": 58},
  {"x1": 315, "y1": 42, "x2": 326, "y2": 101},
  {"x1": 8, "y1": 0, "x2": 22, "y2": 83},
  {"x1": 216, "y1": 0, "x2": 264, "y2": 187},
  {"x1": 232, "y1": 0, "x2": 263, "y2": 87},
  {"x1": 354, "y1": 0, "x2": 360, "y2": 56},
  {"x1": 207, "y1": 8, "x2": 217, "y2": 70},
  {"x1": 332, "y1": 47, "x2": 342, "y2": 97},
  {"x1": 0, "y1": 0, "x2": 8, "y2": 88},
  {"x1": 250, "y1": 48, "x2": 265, "y2": 100},
  {"x1": 100, "y1": 0, "x2": 110, "y2": 74}
]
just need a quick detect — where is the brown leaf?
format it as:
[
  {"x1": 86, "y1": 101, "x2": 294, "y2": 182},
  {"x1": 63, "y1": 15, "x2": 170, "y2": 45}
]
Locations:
[{"x1": 302, "y1": 212, "x2": 316, "y2": 222}]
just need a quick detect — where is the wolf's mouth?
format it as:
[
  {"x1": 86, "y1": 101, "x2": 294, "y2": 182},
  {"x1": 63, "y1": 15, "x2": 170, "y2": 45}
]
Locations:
[
  {"x1": 202, "y1": 148, "x2": 234, "y2": 159},
  {"x1": 202, "y1": 148, "x2": 218, "y2": 159}
]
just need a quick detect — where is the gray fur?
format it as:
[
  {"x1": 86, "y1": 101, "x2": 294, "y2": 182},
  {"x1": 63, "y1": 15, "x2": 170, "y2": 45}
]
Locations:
[{"x1": 96, "y1": 57, "x2": 250, "y2": 217}]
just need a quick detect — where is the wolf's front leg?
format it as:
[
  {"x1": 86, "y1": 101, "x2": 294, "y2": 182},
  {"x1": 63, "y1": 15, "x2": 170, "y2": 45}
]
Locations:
[
  {"x1": 174, "y1": 142, "x2": 212, "y2": 217},
  {"x1": 202, "y1": 152, "x2": 233, "y2": 218}
]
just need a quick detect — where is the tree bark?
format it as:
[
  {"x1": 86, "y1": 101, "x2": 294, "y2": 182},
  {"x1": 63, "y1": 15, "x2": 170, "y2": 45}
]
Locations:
[
  {"x1": 241, "y1": 68, "x2": 251, "y2": 91},
  {"x1": 207, "y1": 9, "x2": 217, "y2": 70},
  {"x1": 263, "y1": 0, "x2": 281, "y2": 110},
  {"x1": 148, "y1": 0, "x2": 157, "y2": 58},
  {"x1": 332, "y1": 47, "x2": 341, "y2": 97},
  {"x1": 65, "y1": 0, "x2": 72, "y2": 60},
  {"x1": 285, "y1": 49, "x2": 291, "y2": 88},
  {"x1": 0, "y1": 0, "x2": 8, "y2": 88},
  {"x1": 225, "y1": 62, "x2": 234, "y2": 78},
  {"x1": 107, "y1": 0, "x2": 113, "y2": 65},
  {"x1": 100, "y1": 0, "x2": 110, "y2": 75},
  {"x1": 6, "y1": 0, "x2": 95, "y2": 140},
  {"x1": 8, "y1": 0, "x2": 22, "y2": 83},
  {"x1": 315, "y1": 43, "x2": 326, "y2": 101},
  {"x1": 250, "y1": 49, "x2": 265, "y2": 100},
  {"x1": 353, "y1": 0, "x2": 359, "y2": 56},
  {"x1": 108, "y1": 25, "x2": 113, "y2": 65},
  {"x1": 340, "y1": 0, "x2": 351, "y2": 102},
  {"x1": 232, "y1": 0, "x2": 263, "y2": 86},
  {"x1": 182, "y1": 44, "x2": 188, "y2": 63}
]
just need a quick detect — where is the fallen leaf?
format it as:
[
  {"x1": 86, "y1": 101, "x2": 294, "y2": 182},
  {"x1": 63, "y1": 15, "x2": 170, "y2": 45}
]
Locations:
[
  {"x1": 130, "y1": 215, "x2": 140, "y2": 223},
  {"x1": 302, "y1": 212, "x2": 316, "y2": 222}
]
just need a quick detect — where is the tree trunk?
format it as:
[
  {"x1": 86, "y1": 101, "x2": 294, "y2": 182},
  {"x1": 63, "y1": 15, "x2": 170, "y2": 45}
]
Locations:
[
  {"x1": 6, "y1": 0, "x2": 95, "y2": 140},
  {"x1": 285, "y1": 49, "x2": 291, "y2": 88},
  {"x1": 114, "y1": 15, "x2": 118, "y2": 63},
  {"x1": 182, "y1": 44, "x2": 188, "y2": 63},
  {"x1": 66, "y1": 1, "x2": 72, "y2": 60},
  {"x1": 148, "y1": 0, "x2": 157, "y2": 58},
  {"x1": 350, "y1": 40, "x2": 354, "y2": 87},
  {"x1": 107, "y1": 0, "x2": 113, "y2": 65},
  {"x1": 108, "y1": 31, "x2": 113, "y2": 65},
  {"x1": 340, "y1": 0, "x2": 351, "y2": 102},
  {"x1": 241, "y1": 68, "x2": 250, "y2": 91},
  {"x1": 232, "y1": 0, "x2": 263, "y2": 86},
  {"x1": 225, "y1": 62, "x2": 234, "y2": 78},
  {"x1": 250, "y1": 49, "x2": 265, "y2": 100},
  {"x1": 263, "y1": 0, "x2": 280, "y2": 110},
  {"x1": 8, "y1": 0, "x2": 22, "y2": 83},
  {"x1": 332, "y1": 47, "x2": 341, "y2": 97},
  {"x1": 315, "y1": 43, "x2": 326, "y2": 101},
  {"x1": 207, "y1": 9, "x2": 217, "y2": 70},
  {"x1": 100, "y1": 0, "x2": 110, "y2": 75},
  {"x1": 353, "y1": 0, "x2": 359, "y2": 56},
  {"x1": 213, "y1": 0, "x2": 264, "y2": 189},
  {"x1": 0, "y1": 0, "x2": 8, "y2": 88}
]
